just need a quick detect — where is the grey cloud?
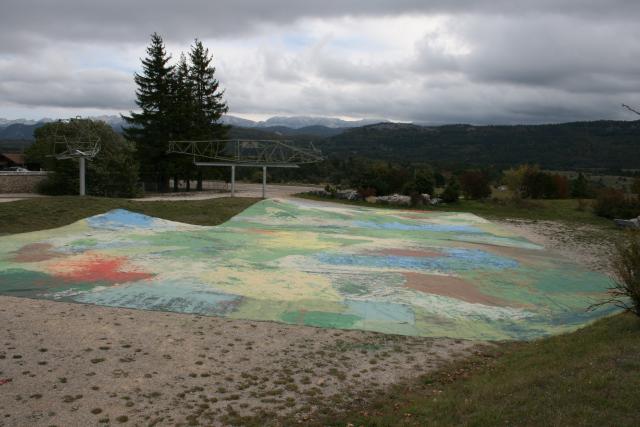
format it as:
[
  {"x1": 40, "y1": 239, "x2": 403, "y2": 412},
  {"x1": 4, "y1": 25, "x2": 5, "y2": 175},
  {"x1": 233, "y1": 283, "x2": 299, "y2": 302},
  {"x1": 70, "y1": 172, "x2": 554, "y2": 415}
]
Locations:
[
  {"x1": 2, "y1": 1, "x2": 640, "y2": 49},
  {"x1": 1, "y1": 1, "x2": 640, "y2": 124}
]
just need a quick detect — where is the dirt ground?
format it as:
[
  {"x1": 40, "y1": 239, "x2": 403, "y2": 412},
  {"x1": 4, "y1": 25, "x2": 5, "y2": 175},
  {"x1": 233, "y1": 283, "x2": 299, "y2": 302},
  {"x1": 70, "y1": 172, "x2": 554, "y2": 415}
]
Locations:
[
  {"x1": 0, "y1": 297, "x2": 476, "y2": 427},
  {"x1": 495, "y1": 219, "x2": 616, "y2": 274}
]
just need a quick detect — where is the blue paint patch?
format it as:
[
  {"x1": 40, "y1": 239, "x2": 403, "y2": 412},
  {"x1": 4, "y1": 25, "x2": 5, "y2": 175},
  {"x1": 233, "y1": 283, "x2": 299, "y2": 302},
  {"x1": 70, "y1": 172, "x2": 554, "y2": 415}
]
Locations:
[
  {"x1": 346, "y1": 300, "x2": 415, "y2": 324},
  {"x1": 352, "y1": 220, "x2": 483, "y2": 234},
  {"x1": 316, "y1": 248, "x2": 518, "y2": 272},
  {"x1": 69, "y1": 280, "x2": 242, "y2": 316},
  {"x1": 87, "y1": 209, "x2": 157, "y2": 230}
]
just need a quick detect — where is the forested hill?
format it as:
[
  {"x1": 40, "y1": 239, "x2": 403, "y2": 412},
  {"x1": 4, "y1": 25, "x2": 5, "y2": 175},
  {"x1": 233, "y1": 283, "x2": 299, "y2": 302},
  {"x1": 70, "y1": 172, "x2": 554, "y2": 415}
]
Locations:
[{"x1": 319, "y1": 120, "x2": 640, "y2": 169}]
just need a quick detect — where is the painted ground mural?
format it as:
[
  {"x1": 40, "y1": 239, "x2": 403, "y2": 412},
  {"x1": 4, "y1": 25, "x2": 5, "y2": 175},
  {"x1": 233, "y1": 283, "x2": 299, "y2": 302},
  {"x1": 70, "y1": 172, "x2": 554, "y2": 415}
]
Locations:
[{"x1": 0, "y1": 199, "x2": 617, "y2": 340}]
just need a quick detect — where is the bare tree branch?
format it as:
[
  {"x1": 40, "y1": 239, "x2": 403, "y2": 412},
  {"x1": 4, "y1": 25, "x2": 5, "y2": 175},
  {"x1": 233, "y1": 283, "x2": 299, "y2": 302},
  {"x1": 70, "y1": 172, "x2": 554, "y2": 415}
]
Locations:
[{"x1": 622, "y1": 104, "x2": 640, "y2": 116}]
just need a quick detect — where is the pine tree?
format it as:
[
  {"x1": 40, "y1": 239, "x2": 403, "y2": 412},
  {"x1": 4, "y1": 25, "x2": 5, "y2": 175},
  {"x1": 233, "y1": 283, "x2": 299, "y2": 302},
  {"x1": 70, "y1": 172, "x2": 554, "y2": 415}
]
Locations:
[
  {"x1": 168, "y1": 53, "x2": 197, "y2": 191},
  {"x1": 122, "y1": 33, "x2": 174, "y2": 192},
  {"x1": 188, "y1": 39, "x2": 228, "y2": 190},
  {"x1": 188, "y1": 39, "x2": 228, "y2": 139}
]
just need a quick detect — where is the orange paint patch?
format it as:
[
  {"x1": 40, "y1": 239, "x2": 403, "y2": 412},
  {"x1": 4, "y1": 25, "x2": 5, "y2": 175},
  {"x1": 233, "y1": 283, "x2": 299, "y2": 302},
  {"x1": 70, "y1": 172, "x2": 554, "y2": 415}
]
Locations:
[
  {"x1": 403, "y1": 272, "x2": 512, "y2": 306},
  {"x1": 11, "y1": 243, "x2": 63, "y2": 263},
  {"x1": 53, "y1": 254, "x2": 154, "y2": 283},
  {"x1": 371, "y1": 248, "x2": 442, "y2": 258},
  {"x1": 247, "y1": 228, "x2": 278, "y2": 235}
]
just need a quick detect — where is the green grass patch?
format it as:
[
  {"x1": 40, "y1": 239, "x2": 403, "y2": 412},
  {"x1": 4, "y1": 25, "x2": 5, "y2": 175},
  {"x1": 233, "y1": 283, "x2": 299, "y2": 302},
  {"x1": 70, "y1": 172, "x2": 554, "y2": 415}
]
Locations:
[
  {"x1": 0, "y1": 196, "x2": 259, "y2": 234},
  {"x1": 306, "y1": 313, "x2": 640, "y2": 426},
  {"x1": 297, "y1": 194, "x2": 613, "y2": 226}
]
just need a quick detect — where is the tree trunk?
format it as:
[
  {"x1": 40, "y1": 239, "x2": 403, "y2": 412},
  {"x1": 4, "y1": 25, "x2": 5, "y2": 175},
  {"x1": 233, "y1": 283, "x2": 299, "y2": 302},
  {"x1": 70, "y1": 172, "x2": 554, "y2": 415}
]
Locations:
[{"x1": 197, "y1": 171, "x2": 203, "y2": 191}]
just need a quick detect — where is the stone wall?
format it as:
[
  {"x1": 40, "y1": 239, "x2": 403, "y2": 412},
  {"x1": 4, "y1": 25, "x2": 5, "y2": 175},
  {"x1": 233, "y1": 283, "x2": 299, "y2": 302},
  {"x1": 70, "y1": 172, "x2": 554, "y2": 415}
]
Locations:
[{"x1": 0, "y1": 172, "x2": 48, "y2": 193}]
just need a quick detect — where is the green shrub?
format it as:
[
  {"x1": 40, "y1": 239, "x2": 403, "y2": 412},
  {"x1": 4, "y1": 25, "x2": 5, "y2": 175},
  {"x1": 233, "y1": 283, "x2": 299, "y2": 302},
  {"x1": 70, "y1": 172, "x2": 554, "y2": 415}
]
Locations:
[
  {"x1": 440, "y1": 178, "x2": 460, "y2": 203},
  {"x1": 593, "y1": 188, "x2": 640, "y2": 219},
  {"x1": 591, "y1": 232, "x2": 640, "y2": 317}
]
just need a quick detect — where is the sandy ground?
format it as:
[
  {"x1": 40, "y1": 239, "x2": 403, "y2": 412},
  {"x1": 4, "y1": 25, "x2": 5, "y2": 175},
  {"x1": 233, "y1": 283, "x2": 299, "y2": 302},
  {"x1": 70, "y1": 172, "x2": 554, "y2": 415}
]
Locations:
[
  {"x1": 0, "y1": 297, "x2": 476, "y2": 427},
  {"x1": 0, "y1": 194, "x2": 44, "y2": 203},
  {"x1": 495, "y1": 219, "x2": 616, "y2": 274},
  {"x1": 133, "y1": 183, "x2": 321, "y2": 202},
  {"x1": 0, "y1": 183, "x2": 320, "y2": 203}
]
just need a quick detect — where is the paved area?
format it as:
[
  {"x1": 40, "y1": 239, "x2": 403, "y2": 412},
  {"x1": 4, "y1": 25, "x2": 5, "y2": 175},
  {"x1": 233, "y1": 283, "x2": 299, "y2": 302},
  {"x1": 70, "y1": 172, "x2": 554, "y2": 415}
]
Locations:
[
  {"x1": 0, "y1": 193, "x2": 45, "y2": 203},
  {"x1": 134, "y1": 182, "x2": 321, "y2": 201},
  {"x1": 0, "y1": 183, "x2": 320, "y2": 203}
]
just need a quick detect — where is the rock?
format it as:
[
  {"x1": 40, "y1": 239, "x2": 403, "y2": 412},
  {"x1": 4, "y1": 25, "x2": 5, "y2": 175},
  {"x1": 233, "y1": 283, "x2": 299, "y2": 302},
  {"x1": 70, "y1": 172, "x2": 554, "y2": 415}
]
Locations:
[
  {"x1": 376, "y1": 194, "x2": 411, "y2": 206},
  {"x1": 365, "y1": 196, "x2": 377, "y2": 204},
  {"x1": 429, "y1": 197, "x2": 442, "y2": 205},
  {"x1": 614, "y1": 216, "x2": 640, "y2": 229},
  {"x1": 307, "y1": 190, "x2": 332, "y2": 197},
  {"x1": 336, "y1": 190, "x2": 361, "y2": 201}
]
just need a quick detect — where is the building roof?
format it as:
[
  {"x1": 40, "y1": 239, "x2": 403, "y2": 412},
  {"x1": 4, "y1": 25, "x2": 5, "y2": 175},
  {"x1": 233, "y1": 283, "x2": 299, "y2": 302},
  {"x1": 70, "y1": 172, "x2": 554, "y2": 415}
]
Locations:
[{"x1": 0, "y1": 153, "x2": 25, "y2": 165}]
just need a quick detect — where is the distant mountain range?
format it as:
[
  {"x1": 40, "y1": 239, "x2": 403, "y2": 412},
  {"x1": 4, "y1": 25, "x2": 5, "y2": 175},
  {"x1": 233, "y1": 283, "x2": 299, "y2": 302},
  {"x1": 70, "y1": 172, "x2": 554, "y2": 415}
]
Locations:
[
  {"x1": 0, "y1": 114, "x2": 385, "y2": 141},
  {"x1": 2, "y1": 115, "x2": 639, "y2": 170},
  {"x1": 223, "y1": 115, "x2": 388, "y2": 129}
]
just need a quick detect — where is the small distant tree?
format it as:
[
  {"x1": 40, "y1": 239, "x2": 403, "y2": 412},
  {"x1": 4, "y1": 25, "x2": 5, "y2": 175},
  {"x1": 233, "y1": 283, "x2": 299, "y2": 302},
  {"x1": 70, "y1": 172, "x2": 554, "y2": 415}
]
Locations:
[
  {"x1": 414, "y1": 169, "x2": 435, "y2": 195},
  {"x1": 459, "y1": 170, "x2": 492, "y2": 199},
  {"x1": 550, "y1": 174, "x2": 570, "y2": 198},
  {"x1": 441, "y1": 177, "x2": 460, "y2": 203},
  {"x1": 503, "y1": 165, "x2": 530, "y2": 199},
  {"x1": 631, "y1": 177, "x2": 640, "y2": 198},
  {"x1": 571, "y1": 172, "x2": 590, "y2": 198},
  {"x1": 589, "y1": 232, "x2": 640, "y2": 317},
  {"x1": 434, "y1": 172, "x2": 446, "y2": 188}
]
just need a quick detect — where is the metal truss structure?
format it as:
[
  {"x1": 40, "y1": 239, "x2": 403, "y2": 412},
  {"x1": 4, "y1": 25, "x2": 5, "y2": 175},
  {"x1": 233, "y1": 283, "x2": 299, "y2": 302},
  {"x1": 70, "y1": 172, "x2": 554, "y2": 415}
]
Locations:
[
  {"x1": 50, "y1": 117, "x2": 101, "y2": 196},
  {"x1": 167, "y1": 139, "x2": 323, "y2": 166},
  {"x1": 167, "y1": 139, "x2": 324, "y2": 197}
]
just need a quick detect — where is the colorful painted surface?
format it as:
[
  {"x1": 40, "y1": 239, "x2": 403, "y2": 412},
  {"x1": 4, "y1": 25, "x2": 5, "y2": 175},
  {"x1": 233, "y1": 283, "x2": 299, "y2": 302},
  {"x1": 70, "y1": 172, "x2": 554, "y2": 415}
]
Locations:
[{"x1": 0, "y1": 199, "x2": 617, "y2": 340}]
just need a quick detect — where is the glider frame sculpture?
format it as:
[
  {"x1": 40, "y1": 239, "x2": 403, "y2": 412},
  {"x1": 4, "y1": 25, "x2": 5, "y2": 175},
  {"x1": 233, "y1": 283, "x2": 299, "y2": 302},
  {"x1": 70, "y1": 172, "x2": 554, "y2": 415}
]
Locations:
[
  {"x1": 49, "y1": 117, "x2": 101, "y2": 196},
  {"x1": 168, "y1": 139, "x2": 324, "y2": 197}
]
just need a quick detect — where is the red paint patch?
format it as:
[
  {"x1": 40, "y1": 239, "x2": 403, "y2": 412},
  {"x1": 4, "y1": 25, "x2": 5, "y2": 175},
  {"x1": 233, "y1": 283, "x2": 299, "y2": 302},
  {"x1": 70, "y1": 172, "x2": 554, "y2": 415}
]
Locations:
[
  {"x1": 11, "y1": 243, "x2": 63, "y2": 263},
  {"x1": 56, "y1": 255, "x2": 154, "y2": 284},
  {"x1": 403, "y1": 272, "x2": 514, "y2": 307}
]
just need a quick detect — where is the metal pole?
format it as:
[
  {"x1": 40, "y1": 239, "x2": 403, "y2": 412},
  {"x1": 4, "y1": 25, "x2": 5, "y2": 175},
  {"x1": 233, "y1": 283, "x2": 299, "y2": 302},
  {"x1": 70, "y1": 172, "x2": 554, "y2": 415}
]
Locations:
[
  {"x1": 79, "y1": 157, "x2": 86, "y2": 196},
  {"x1": 231, "y1": 165, "x2": 235, "y2": 197},
  {"x1": 262, "y1": 166, "x2": 267, "y2": 198}
]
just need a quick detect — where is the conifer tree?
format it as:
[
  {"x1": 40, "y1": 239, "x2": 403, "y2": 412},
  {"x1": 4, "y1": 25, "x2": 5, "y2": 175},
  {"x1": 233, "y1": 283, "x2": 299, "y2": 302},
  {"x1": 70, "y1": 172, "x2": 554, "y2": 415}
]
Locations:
[
  {"x1": 189, "y1": 39, "x2": 228, "y2": 138},
  {"x1": 168, "y1": 53, "x2": 196, "y2": 191},
  {"x1": 122, "y1": 33, "x2": 174, "y2": 192},
  {"x1": 188, "y1": 39, "x2": 228, "y2": 189}
]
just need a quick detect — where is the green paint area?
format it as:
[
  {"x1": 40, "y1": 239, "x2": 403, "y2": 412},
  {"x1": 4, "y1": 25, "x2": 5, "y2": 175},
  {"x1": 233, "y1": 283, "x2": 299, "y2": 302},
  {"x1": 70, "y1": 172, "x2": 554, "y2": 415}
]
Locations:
[
  {"x1": 0, "y1": 198, "x2": 617, "y2": 340},
  {"x1": 281, "y1": 310, "x2": 362, "y2": 329}
]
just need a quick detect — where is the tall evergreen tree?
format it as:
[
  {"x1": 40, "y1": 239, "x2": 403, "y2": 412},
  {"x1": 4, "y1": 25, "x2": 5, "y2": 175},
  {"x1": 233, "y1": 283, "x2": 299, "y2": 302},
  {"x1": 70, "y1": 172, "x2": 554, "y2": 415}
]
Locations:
[
  {"x1": 122, "y1": 33, "x2": 174, "y2": 192},
  {"x1": 168, "y1": 53, "x2": 196, "y2": 191},
  {"x1": 188, "y1": 39, "x2": 229, "y2": 189},
  {"x1": 189, "y1": 39, "x2": 228, "y2": 139}
]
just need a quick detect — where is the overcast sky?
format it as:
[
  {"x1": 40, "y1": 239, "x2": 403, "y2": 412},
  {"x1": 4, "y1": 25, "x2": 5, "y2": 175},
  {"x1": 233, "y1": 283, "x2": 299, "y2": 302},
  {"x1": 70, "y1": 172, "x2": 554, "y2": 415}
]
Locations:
[{"x1": 1, "y1": 0, "x2": 640, "y2": 124}]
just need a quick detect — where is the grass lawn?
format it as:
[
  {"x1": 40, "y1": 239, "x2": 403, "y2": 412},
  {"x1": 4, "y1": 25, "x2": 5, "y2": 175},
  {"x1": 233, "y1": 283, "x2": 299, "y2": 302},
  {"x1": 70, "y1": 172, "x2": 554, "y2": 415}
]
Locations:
[
  {"x1": 306, "y1": 312, "x2": 640, "y2": 427},
  {"x1": 298, "y1": 193, "x2": 614, "y2": 226},
  {"x1": 0, "y1": 196, "x2": 259, "y2": 234}
]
